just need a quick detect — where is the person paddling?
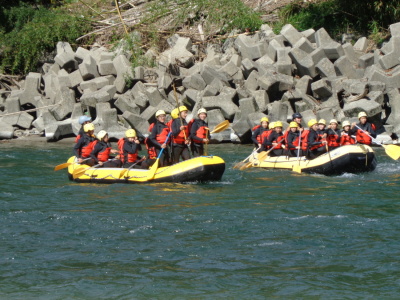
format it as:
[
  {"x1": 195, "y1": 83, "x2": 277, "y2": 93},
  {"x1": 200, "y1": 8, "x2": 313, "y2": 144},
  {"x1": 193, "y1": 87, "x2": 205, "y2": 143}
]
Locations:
[
  {"x1": 263, "y1": 121, "x2": 285, "y2": 156},
  {"x1": 251, "y1": 117, "x2": 270, "y2": 148},
  {"x1": 118, "y1": 129, "x2": 146, "y2": 168},
  {"x1": 171, "y1": 106, "x2": 191, "y2": 164},
  {"x1": 90, "y1": 130, "x2": 121, "y2": 168},
  {"x1": 340, "y1": 120, "x2": 356, "y2": 146},
  {"x1": 326, "y1": 119, "x2": 341, "y2": 150},
  {"x1": 149, "y1": 110, "x2": 171, "y2": 167},
  {"x1": 350, "y1": 112, "x2": 376, "y2": 145},
  {"x1": 307, "y1": 119, "x2": 327, "y2": 159},
  {"x1": 73, "y1": 123, "x2": 97, "y2": 166},
  {"x1": 190, "y1": 108, "x2": 210, "y2": 157}
]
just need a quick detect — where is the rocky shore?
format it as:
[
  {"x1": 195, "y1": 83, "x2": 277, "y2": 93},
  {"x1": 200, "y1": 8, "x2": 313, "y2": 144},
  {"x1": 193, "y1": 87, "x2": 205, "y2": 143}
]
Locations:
[{"x1": 2, "y1": 23, "x2": 400, "y2": 144}]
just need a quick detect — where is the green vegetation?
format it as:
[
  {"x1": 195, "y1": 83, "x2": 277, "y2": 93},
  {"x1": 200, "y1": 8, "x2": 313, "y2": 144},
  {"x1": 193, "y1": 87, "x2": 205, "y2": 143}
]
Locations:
[
  {"x1": 0, "y1": 1, "x2": 91, "y2": 74},
  {"x1": 274, "y1": 0, "x2": 400, "y2": 43}
]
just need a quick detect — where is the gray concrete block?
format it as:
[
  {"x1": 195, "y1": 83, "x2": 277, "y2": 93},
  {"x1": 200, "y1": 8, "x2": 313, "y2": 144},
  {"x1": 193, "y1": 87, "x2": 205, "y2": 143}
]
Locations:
[
  {"x1": 299, "y1": 109, "x2": 316, "y2": 127},
  {"x1": 234, "y1": 34, "x2": 267, "y2": 60},
  {"x1": 0, "y1": 120, "x2": 14, "y2": 139},
  {"x1": 312, "y1": 79, "x2": 333, "y2": 99},
  {"x1": 100, "y1": 52, "x2": 114, "y2": 62},
  {"x1": 122, "y1": 111, "x2": 150, "y2": 137},
  {"x1": 315, "y1": 28, "x2": 344, "y2": 59},
  {"x1": 4, "y1": 98, "x2": 20, "y2": 113},
  {"x1": 266, "y1": 39, "x2": 283, "y2": 61},
  {"x1": 257, "y1": 72, "x2": 294, "y2": 99},
  {"x1": 390, "y1": 22, "x2": 400, "y2": 37},
  {"x1": 267, "y1": 100, "x2": 288, "y2": 122},
  {"x1": 79, "y1": 55, "x2": 100, "y2": 80},
  {"x1": 93, "y1": 102, "x2": 127, "y2": 139},
  {"x1": 55, "y1": 51, "x2": 78, "y2": 71},
  {"x1": 68, "y1": 69, "x2": 83, "y2": 88},
  {"x1": 44, "y1": 118, "x2": 73, "y2": 141},
  {"x1": 334, "y1": 56, "x2": 358, "y2": 79},
  {"x1": 56, "y1": 41, "x2": 74, "y2": 55},
  {"x1": 250, "y1": 90, "x2": 269, "y2": 113},
  {"x1": 386, "y1": 89, "x2": 400, "y2": 125},
  {"x1": 231, "y1": 117, "x2": 252, "y2": 143},
  {"x1": 378, "y1": 37, "x2": 400, "y2": 69},
  {"x1": 75, "y1": 47, "x2": 92, "y2": 63},
  {"x1": 202, "y1": 95, "x2": 239, "y2": 120},
  {"x1": 80, "y1": 85, "x2": 116, "y2": 107},
  {"x1": 316, "y1": 108, "x2": 334, "y2": 123},
  {"x1": 19, "y1": 72, "x2": 42, "y2": 106},
  {"x1": 114, "y1": 94, "x2": 141, "y2": 115},
  {"x1": 146, "y1": 87, "x2": 164, "y2": 107},
  {"x1": 343, "y1": 98, "x2": 382, "y2": 118},
  {"x1": 80, "y1": 77, "x2": 109, "y2": 91},
  {"x1": 281, "y1": 24, "x2": 303, "y2": 46},
  {"x1": 98, "y1": 60, "x2": 117, "y2": 76},
  {"x1": 293, "y1": 37, "x2": 315, "y2": 53},
  {"x1": 358, "y1": 53, "x2": 375, "y2": 69},
  {"x1": 182, "y1": 74, "x2": 207, "y2": 90},
  {"x1": 302, "y1": 29, "x2": 316, "y2": 43},
  {"x1": 156, "y1": 99, "x2": 176, "y2": 115},
  {"x1": 342, "y1": 43, "x2": 359, "y2": 64},
  {"x1": 51, "y1": 86, "x2": 76, "y2": 121},
  {"x1": 368, "y1": 91, "x2": 384, "y2": 105},
  {"x1": 295, "y1": 75, "x2": 312, "y2": 95},
  {"x1": 241, "y1": 58, "x2": 256, "y2": 78},
  {"x1": 239, "y1": 97, "x2": 258, "y2": 115},
  {"x1": 244, "y1": 70, "x2": 259, "y2": 91},
  {"x1": 316, "y1": 57, "x2": 336, "y2": 78},
  {"x1": 140, "y1": 105, "x2": 159, "y2": 123},
  {"x1": 289, "y1": 47, "x2": 317, "y2": 78},
  {"x1": 353, "y1": 37, "x2": 368, "y2": 52}
]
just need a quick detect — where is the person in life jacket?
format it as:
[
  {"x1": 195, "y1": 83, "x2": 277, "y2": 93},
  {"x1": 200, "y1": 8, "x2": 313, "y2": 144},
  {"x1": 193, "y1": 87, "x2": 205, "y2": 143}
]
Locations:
[
  {"x1": 90, "y1": 130, "x2": 121, "y2": 167},
  {"x1": 75, "y1": 115, "x2": 92, "y2": 143},
  {"x1": 292, "y1": 112, "x2": 303, "y2": 128},
  {"x1": 317, "y1": 119, "x2": 327, "y2": 140},
  {"x1": 262, "y1": 121, "x2": 285, "y2": 156},
  {"x1": 149, "y1": 110, "x2": 171, "y2": 167},
  {"x1": 171, "y1": 105, "x2": 191, "y2": 164},
  {"x1": 286, "y1": 121, "x2": 303, "y2": 157},
  {"x1": 118, "y1": 129, "x2": 146, "y2": 168},
  {"x1": 340, "y1": 120, "x2": 356, "y2": 146},
  {"x1": 350, "y1": 111, "x2": 376, "y2": 145},
  {"x1": 190, "y1": 108, "x2": 210, "y2": 157},
  {"x1": 251, "y1": 117, "x2": 270, "y2": 148},
  {"x1": 307, "y1": 119, "x2": 327, "y2": 159},
  {"x1": 326, "y1": 119, "x2": 341, "y2": 150},
  {"x1": 73, "y1": 123, "x2": 97, "y2": 166}
]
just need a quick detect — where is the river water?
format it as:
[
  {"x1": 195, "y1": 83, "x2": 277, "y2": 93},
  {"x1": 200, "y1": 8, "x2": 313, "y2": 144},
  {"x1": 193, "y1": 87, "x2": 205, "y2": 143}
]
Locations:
[{"x1": 1, "y1": 141, "x2": 400, "y2": 299}]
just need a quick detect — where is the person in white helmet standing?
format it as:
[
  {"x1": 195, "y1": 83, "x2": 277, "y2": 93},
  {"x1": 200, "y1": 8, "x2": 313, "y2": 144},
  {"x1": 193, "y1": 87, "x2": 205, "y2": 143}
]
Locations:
[{"x1": 190, "y1": 108, "x2": 210, "y2": 157}]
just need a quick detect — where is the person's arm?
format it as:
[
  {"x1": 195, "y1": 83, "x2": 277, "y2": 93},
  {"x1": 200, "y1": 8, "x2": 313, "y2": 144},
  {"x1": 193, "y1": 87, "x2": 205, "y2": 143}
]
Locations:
[
  {"x1": 90, "y1": 143, "x2": 101, "y2": 164},
  {"x1": 308, "y1": 131, "x2": 323, "y2": 147},
  {"x1": 287, "y1": 132, "x2": 297, "y2": 149},
  {"x1": 265, "y1": 132, "x2": 275, "y2": 147},
  {"x1": 73, "y1": 137, "x2": 85, "y2": 158},
  {"x1": 251, "y1": 127, "x2": 261, "y2": 145},
  {"x1": 368, "y1": 123, "x2": 377, "y2": 138}
]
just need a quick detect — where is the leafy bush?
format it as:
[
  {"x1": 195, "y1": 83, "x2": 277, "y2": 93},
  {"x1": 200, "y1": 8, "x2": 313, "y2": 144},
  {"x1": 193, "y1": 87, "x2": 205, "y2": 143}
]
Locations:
[{"x1": 0, "y1": 5, "x2": 90, "y2": 74}]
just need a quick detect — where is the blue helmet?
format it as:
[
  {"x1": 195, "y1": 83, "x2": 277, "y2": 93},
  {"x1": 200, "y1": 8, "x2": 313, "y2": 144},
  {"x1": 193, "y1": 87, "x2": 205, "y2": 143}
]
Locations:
[
  {"x1": 78, "y1": 115, "x2": 92, "y2": 125},
  {"x1": 292, "y1": 113, "x2": 302, "y2": 119}
]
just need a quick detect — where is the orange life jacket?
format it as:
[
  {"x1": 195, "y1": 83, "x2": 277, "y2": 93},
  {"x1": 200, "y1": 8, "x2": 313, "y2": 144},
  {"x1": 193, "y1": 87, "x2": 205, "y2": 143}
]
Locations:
[
  {"x1": 292, "y1": 129, "x2": 309, "y2": 151},
  {"x1": 156, "y1": 126, "x2": 170, "y2": 144},
  {"x1": 340, "y1": 132, "x2": 355, "y2": 146},
  {"x1": 268, "y1": 135, "x2": 285, "y2": 149},
  {"x1": 172, "y1": 119, "x2": 190, "y2": 144},
  {"x1": 80, "y1": 138, "x2": 97, "y2": 158},
  {"x1": 75, "y1": 134, "x2": 81, "y2": 143},
  {"x1": 97, "y1": 144, "x2": 111, "y2": 162},
  {"x1": 194, "y1": 125, "x2": 208, "y2": 144},
  {"x1": 117, "y1": 138, "x2": 138, "y2": 163},
  {"x1": 252, "y1": 125, "x2": 271, "y2": 144},
  {"x1": 327, "y1": 130, "x2": 340, "y2": 147}
]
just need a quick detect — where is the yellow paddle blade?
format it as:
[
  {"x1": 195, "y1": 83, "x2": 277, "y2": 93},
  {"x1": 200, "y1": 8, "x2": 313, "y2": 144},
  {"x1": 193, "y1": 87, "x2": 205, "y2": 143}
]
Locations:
[
  {"x1": 233, "y1": 162, "x2": 244, "y2": 169},
  {"x1": 210, "y1": 120, "x2": 230, "y2": 134},
  {"x1": 54, "y1": 162, "x2": 71, "y2": 171},
  {"x1": 146, "y1": 158, "x2": 160, "y2": 180},
  {"x1": 239, "y1": 161, "x2": 252, "y2": 170},
  {"x1": 72, "y1": 167, "x2": 89, "y2": 179},
  {"x1": 119, "y1": 169, "x2": 128, "y2": 178},
  {"x1": 383, "y1": 144, "x2": 400, "y2": 160},
  {"x1": 292, "y1": 164, "x2": 302, "y2": 174},
  {"x1": 257, "y1": 151, "x2": 269, "y2": 162}
]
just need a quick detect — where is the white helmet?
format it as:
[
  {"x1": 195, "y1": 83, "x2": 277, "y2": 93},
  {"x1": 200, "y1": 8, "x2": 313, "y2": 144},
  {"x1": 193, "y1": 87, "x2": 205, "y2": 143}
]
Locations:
[
  {"x1": 197, "y1": 108, "x2": 207, "y2": 115},
  {"x1": 97, "y1": 130, "x2": 108, "y2": 141}
]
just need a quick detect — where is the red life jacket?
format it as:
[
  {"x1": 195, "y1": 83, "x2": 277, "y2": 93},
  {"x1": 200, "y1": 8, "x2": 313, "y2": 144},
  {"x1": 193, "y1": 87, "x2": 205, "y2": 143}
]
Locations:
[
  {"x1": 355, "y1": 124, "x2": 375, "y2": 145},
  {"x1": 145, "y1": 138, "x2": 157, "y2": 159},
  {"x1": 156, "y1": 126, "x2": 170, "y2": 144},
  {"x1": 75, "y1": 134, "x2": 81, "y2": 143},
  {"x1": 117, "y1": 138, "x2": 139, "y2": 163},
  {"x1": 173, "y1": 119, "x2": 189, "y2": 144},
  {"x1": 79, "y1": 138, "x2": 97, "y2": 158},
  {"x1": 327, "y1": 130, "x2": 340, "y2": 147},
  {"x1": 340, "y1": 132, "x2": 355, "y2": 146},
  {"x1": 293, "y1": 129, "x2": 309, "y2": 150},
  {"x1": 269, "y1": 135, "x2": 285, "y2": 149},
  {"x1": 253, "y1": 125, "x2": 271, "y2": 144},
  {"x1": 195, "y1": 125, "x2": 208, "y2": 144},
  {"x1": 97, "y1": 144, "x2": 111, "y2": 162},
  {"x1": 309, "y1": 130, "x2": 326, "y2": 151}
]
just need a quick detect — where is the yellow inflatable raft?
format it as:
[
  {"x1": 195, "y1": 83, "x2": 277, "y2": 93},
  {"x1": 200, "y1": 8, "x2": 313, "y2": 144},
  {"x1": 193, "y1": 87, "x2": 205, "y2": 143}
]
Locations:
[
  {"x1": 248, "y1": 144, "x2": 377, "y2": 175},
  {"x1": 67, "y1": 156, "x2": 225, "y2": 183}
]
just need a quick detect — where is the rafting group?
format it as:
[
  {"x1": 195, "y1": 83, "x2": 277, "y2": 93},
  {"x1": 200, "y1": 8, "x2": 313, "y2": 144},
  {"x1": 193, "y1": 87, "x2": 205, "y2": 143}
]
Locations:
[
  {"x1": 55, "y1": 105, "x2": 400, "y2": 182},
  {"x1": 73, "y1": 106, "x2": 214, "y2": 170},
  {"x1": 250, "y1": 111, "x2": 376, "y2": 160}
]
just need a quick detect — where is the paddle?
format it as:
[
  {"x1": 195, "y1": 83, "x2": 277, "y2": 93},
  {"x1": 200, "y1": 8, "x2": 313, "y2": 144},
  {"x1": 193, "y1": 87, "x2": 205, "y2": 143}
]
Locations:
[
  {"x1": 119, "y1": 157, "x2": 146, "y2": 177},
  {"x1": 204, "y1": 120, "x2": 230, "y2": 156},
  {"x1": 54, "y1": 157, "x2": 90, "y2": 171},
  {"x1": 233, "y1": 147, "x2": 261, "y2": 169},
  {"x1": 355, "y1": 125, "x2": 400, "y2": 160},
  {"x1": 292, "y1": 130, "x2": 302, "y2": 174},
  {"x1": 72, "y1": 163, "x2": 102, "y2": 180},
  {"x1": 146, "y1": 132, "x2": 172, "y2": 181},
  {"x1": 241, "y1": 139, "x2": 285, "y2": 170}
]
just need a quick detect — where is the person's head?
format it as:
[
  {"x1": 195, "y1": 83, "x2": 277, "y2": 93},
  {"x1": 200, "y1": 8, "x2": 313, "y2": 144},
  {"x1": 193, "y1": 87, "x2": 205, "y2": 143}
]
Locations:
[
  {"x1": 84, "y1": 123, "x2": 95, "y2": 135},
  {"x1": 170, "y1": 108, "x2": 179, "y2": 119},
  {"x1": 292, "y1": 113, "x2": 302, "y2": 124},
  {"x1": 308, "y1": 119, "x2": 318, "y2": 131},
  {"x1": 260, "y1": 117, "x2": 269, "y2": 129},
  {"x1": 318, "y1": 119, "x2": 326, "y2": 130},
  {"x1": 197, "y1": 108, "x2": 207, "y2": 121},
  {"x1": 125, "y1": 129, "x2": 137, "y2": 142},
  {"x1": 79, "y1": 115, "x2": 92, "y2": 125},
  {"x1": 274, "y1": 121, "x2": 283, "y2": 133},
  {"x1": 342, "y1": 120, "x2": 351, "y2": 131},
  {"x1": 289, "y1": 121, "x2": 299, "y2": 132},
  {"x1": 179, "y1": 106, "x2": 188, "y2": 119},
  {"x1": 358, "y1": 111, "x2": 367, "y2": 124},
  {"x1": 330, "y1": 119, "x2": 338, "y2": 130},
  {"x1": 97, "y1": 130, "x2": 108, "y2": 142},
  {"x1": 155, "y1": 110, "x2": 166, "y2": 123}
]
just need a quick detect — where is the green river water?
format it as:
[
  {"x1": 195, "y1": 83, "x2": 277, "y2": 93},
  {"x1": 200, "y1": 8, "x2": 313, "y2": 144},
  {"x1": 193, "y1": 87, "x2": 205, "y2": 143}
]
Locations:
[{"x1": 1, "y1": 141, "x2": 400, "y2": 299}]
